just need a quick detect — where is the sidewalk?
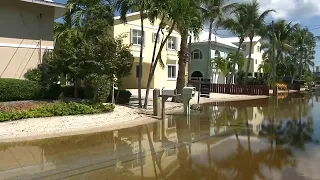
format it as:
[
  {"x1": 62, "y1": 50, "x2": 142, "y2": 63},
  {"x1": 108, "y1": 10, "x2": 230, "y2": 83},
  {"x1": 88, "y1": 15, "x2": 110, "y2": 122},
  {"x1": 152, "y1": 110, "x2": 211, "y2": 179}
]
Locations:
[{"x1": 0, "y1": 90, "x2": 268, "y2": 142}]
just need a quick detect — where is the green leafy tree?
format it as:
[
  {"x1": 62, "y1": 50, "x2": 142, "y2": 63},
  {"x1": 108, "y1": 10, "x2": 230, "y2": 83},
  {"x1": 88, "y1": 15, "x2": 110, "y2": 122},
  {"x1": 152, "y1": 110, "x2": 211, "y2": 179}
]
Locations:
[
  {"x1": 143, "y1": 0, "x2": 179, "y2": 108},
  {"x1": 219, "y1": 8, "x2": 249, "y2": 84},
  {"x1": 116, "y1": 0, "x2": 150, "y2": 108},
  {"x1": 173, "y1": 0, "x2": 204, "y2": 102},
  {"x1": 236, "y1": 0, "x2": 275, "y2": 84},
  {"x1": 202, "y1": 0, "x2": 237, "y2": 78}
]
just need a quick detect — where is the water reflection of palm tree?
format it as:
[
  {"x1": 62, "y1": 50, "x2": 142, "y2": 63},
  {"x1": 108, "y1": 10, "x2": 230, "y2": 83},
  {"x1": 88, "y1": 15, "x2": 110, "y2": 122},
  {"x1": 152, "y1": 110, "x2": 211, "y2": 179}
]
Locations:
[{"x1": 215, "y1": 132, "x2": 295, "y2": 180}]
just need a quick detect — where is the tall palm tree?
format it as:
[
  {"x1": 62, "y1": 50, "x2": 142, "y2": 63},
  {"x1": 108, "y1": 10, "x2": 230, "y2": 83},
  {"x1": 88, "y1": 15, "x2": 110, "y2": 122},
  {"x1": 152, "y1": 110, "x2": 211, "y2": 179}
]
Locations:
[
  {"x1": 116, "y1": 0, "x2": 150, "y2": 108},
  {"x1": 219, "y1": 9, "x2": 248, "y2": 84},
  {"x1": 173, "y1": 0, "x2": 203, "y2": 102},
  {"x1": 237, "y1": 0, "x2": 275, "y2": 84},
  {"x1": 202, "y1": 0, "x2": 237, "y2": 79},
  {"x1": 264, "y1": 20, "x2": 298, "y2": 84},
  {"x1": 291, "y1": 27, "x2": 316, "y2": 80}
]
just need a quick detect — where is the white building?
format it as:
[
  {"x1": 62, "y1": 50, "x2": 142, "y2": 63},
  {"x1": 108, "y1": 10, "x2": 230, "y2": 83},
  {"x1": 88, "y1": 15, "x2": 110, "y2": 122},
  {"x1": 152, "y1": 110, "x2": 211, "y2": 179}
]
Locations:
[{"x1": 223, "y1": 36, "x2": 265, "y2": 77}]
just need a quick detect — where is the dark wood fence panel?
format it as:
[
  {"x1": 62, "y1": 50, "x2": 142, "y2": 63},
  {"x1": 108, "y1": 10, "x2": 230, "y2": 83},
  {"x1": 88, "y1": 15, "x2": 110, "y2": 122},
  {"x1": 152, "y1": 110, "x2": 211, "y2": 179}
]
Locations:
[{"x1": 190, "y1": 81, "x2": 269, "y2": 96}]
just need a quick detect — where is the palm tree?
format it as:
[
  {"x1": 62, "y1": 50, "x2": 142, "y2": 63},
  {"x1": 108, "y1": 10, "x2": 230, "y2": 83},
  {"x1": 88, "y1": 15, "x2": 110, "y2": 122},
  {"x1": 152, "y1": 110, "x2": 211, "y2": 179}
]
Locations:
[
  {"x1": 236, "y1": 0, "x2": 275, "y2": 84},
  {"x1": 202, "y1": 0, "x2": 237, "y2": 79},
  {"x1": 211, "y1": 56, "x2": 232, "y2": 82},
  {"x1": 219, "y1": 9, "x2": 248, "y2": 84},
  {"x1": 173, "y1": 0, "x2": 203, "y2": 102},
  {"x1": 291, "y1": 27, "x2": 316, "y2": 80},
  {"x1": 264, "y1": 20, "x2": 298, "y2": 84},
  {"x1": 116, "y1": 0, "x2": 150, "y2": 108}
]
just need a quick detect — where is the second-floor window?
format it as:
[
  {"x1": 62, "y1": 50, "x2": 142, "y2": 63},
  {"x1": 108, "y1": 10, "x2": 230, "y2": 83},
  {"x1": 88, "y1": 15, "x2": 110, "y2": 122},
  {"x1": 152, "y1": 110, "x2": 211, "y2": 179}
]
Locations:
[
  {"x1": 257, "y1": 46, "x2": 260, "y2": 52},
  {"x1": 132, "y1": 29, "x2": 142, "y2": 45},
  {"x1": 152, "y1": 33, "x2": 160, "y2": 43},
  {"x1": 242, "y1": 45, "x2": 246, "y2": 51},
  {"x1": 167, "y1": 37, "x2": 176, "y2": 50},
  {"x1": 192, "y1": 49, "x2": 203, "y2": 60}
]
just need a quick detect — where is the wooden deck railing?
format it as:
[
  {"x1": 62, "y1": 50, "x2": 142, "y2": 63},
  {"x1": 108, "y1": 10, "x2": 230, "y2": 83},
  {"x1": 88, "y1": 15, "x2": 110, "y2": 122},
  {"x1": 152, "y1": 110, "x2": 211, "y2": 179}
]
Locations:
[{"x1": 190, "y1": 81, "x2": 269, "y2": 96}]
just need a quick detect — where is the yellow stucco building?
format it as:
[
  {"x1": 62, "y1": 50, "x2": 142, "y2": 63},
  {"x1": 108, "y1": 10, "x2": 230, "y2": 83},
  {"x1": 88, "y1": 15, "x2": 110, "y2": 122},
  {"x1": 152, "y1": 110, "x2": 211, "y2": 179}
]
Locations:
[
  {"x1": 113, "y1": 12, "x2": 181, "y2": 89},
  {"x1": 0, "y1": 0, "x2": 65, "y2": 79}
]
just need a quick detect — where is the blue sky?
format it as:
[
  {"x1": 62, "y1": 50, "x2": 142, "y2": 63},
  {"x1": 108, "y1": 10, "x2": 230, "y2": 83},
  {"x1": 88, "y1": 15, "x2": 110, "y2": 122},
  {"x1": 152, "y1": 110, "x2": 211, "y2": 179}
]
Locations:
[{"x1": 54, "y1": 0, "x2": 320, "y2": 66}]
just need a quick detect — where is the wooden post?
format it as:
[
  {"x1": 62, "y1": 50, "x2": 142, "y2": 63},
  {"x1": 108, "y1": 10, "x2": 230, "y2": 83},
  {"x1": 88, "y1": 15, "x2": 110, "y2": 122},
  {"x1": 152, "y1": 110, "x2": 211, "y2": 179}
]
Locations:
[
  {"x1": 161, "y1": 96, "x2": 169, "y2": 120},
  {"x1": 153, "y1": 89, "x2": 161, "y2": 116}
]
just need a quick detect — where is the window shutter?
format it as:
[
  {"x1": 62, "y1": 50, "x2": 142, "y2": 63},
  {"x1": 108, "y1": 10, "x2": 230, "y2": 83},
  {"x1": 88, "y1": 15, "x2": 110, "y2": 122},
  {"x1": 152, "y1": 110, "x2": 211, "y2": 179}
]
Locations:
[
  {"x1": 143, "y1": 31, "x2": 146, "y2": 47},
  {"x1": 175, "y1": 37, "x2": 180, "y2": 50},
  {"x1": 130, "y1": 28, "x2": 133, "y2": 44}
]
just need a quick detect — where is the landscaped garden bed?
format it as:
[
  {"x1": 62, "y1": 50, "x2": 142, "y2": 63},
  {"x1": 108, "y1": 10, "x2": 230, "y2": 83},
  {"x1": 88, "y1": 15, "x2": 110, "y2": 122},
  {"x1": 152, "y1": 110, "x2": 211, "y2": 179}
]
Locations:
[{"x1": 0, "y1": 101, "x2": 115, "y2": 122}]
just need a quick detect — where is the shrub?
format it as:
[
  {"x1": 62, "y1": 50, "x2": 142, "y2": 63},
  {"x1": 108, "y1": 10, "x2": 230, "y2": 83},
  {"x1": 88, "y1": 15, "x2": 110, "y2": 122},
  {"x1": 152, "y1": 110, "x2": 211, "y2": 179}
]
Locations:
[
  {"x1": 0, "y1": 79, "x2": 41, "y2": 101},
  {"x1": 0, "y1": 101, "x2": 115, "y2": 122},
  {"x1": 41, "y1": 84, "x2": 61, "y2": 100},
  {"x1": 108, "y1": 90, "x2": 132, "y2": 104},
  {"x1": 24, "y1": 68, "x2": 43, "y2": 82}
]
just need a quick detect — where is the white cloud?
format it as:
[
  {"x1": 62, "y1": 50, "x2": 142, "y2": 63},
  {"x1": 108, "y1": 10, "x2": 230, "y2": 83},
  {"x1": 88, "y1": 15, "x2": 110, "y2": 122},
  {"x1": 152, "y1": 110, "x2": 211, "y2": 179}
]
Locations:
[{"x1": 230, "y1": 0, "x2": 320, "y2": 20}]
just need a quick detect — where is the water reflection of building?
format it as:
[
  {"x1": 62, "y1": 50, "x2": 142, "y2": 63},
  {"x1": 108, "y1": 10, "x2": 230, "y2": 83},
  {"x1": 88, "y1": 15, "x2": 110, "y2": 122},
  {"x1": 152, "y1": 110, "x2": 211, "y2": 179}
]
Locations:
[{"x1": 246, "y1": 107, "x2": 264, "y2": 135}]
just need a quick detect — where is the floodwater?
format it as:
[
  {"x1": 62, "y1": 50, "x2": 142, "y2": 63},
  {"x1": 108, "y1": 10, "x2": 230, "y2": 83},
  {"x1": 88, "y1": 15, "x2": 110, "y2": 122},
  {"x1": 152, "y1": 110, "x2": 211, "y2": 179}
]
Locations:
[{"x1": 1, "y1": 92, "x2": 320, "y2": 180}]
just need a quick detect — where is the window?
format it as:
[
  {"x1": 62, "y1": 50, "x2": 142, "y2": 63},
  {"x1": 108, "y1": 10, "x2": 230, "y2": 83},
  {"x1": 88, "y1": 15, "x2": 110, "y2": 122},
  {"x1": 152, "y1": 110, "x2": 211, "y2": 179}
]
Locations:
[
  {"x1": 167, "y1": 65, "x2": 177, "y2": 79},
  {"x1": 215, "y1": 50, "x2": 221, "y2": 58},
  {"x1": 242, "y1": 45, "x2": 246, "y2": 51},
  {"x1": 192, "y1": 49, "x2": 203, "y2": 60},
  {"x1": 136, "y1": 65, "x2": 142, "y2": 78},
  {"x1": 255, "y1": 59, "x2": 258, "y2": 64},
  {"x1": 131, "y1": 29, "x2": 142, "y2": 45},
  {"x1": 167, "y1": 37, "x2": 176, "y2": 50},
  {"x1": 152, "y1": 33, "x2": 160, "y2": 43},
  {"x1": 257, "y1": 46, "x2": 260, "y2": 52}
]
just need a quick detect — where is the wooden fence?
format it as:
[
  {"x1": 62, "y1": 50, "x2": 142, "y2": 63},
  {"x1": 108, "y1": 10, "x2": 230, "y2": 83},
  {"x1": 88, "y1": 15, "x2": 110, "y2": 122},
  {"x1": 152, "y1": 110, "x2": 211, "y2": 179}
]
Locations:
[{"x1": 190, "y1": 81, "x2": 269, "y2": 96}]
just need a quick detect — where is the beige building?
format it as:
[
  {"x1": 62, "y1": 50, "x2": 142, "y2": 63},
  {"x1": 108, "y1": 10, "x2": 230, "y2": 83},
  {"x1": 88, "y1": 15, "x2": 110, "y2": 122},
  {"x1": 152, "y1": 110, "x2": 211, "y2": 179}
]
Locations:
[
  {"x1": 113, "y1": 12, "x2": 181, "y2": 89},
  {"x1": 223, "y1": 36, "x2": 265, "y2": 77},
  {"x1": 0, "y1": 0, "x2": 65, "y2": 79}
]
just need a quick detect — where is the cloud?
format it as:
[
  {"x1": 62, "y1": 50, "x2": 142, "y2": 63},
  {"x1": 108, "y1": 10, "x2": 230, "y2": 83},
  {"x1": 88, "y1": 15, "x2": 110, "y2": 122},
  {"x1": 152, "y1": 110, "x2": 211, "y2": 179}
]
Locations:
[{"x1": 229, "y1": 0, "x2": 320, "y2": 20}]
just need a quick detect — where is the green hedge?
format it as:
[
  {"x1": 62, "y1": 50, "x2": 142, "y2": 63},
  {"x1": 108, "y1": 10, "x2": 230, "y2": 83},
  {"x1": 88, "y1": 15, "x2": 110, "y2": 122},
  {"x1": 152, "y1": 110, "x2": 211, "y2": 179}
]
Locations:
[
  {"x1": 0, "y1": 79, "x2": 41, "y2": 101},
  {"x1": 0, "y1": 101, "x2": 115, "y2": 122}
]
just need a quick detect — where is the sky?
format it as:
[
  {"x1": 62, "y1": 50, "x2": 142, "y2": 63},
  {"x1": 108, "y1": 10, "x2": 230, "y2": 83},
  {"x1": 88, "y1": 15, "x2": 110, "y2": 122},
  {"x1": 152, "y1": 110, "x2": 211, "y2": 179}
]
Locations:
[{"x1": 53, "y1": 0, "x2": 320, "y2": 66}]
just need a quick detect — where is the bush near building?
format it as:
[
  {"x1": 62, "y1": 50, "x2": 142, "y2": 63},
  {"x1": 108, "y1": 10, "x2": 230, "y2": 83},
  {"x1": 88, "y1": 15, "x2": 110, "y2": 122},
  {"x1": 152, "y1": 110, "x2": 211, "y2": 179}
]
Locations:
[{"x1": 0, "y1": 101, "x2": 115, "y2": 122}]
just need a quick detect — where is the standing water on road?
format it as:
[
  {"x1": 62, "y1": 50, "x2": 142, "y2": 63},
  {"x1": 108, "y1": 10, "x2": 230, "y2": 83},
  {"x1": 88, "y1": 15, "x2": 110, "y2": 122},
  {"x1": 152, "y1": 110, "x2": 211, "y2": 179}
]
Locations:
[{"x1": 0, "y1": 92, "x2": 320, "y2": 180}]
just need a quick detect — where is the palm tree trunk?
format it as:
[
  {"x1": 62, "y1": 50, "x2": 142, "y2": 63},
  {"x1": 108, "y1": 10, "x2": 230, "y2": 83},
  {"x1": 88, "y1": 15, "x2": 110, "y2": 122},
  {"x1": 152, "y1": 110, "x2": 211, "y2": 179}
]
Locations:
[
  {"x1": 173, "y1": 31, "x2": 188, "y2": 102},
  {"x1": 207, "y1": 19, "x2": 214, "y2": 79},
  {"x1": 143, "y1": 21, "x2": 176, "y2": 108},
  {"x1": 228, "y1": 40, "x2": 243, "y2": 84},
  {"x1": 138, "y1": 12, "x2": 144, "y2": 108},
  {"x1": 244, "y1": 38, "x2": 254, "y2": 84}
]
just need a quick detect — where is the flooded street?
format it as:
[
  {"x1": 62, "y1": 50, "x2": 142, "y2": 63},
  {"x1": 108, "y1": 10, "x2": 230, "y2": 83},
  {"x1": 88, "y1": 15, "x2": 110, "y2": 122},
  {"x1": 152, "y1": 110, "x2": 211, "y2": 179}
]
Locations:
[{"x1": 1, "y1": 92, "x2": 320, "y2": 180}]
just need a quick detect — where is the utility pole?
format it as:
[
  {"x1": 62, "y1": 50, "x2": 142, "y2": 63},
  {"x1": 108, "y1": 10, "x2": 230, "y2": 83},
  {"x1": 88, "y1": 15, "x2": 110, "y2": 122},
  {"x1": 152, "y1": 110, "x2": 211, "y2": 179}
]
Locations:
[{"x1": 271, "y1": 21, "x2": 277, "y2": 96}]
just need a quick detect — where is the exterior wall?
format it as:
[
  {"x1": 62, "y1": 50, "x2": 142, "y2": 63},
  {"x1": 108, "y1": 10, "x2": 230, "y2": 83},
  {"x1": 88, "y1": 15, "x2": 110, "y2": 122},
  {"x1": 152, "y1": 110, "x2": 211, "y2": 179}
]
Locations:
[
  {"x1": 114, "y1": 16, "x2": 180, "y2": 89},
  {"x1": 0, "y1": 1, "x2": 56, "y2": 79},
  {"x1": 232, "y1": 40, "x2": 264, "y2": 76},
  {"x1": 121, "y1": 61, "x2": 153, "y2": 89},
  {"x1": 190, "y1": 43, "x2": 237, "y2": 84}
]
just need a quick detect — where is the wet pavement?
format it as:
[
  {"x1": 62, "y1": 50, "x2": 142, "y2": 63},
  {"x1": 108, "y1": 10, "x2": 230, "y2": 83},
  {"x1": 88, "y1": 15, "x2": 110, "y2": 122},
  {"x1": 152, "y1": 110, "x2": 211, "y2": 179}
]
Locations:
[{"x1": 0, "y1": 92, "x2": 320, "y2": 180}]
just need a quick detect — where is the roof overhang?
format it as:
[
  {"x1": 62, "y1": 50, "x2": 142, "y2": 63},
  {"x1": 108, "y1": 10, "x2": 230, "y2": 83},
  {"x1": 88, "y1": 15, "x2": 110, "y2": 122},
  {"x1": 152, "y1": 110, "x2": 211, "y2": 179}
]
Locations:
[
  {"x1": 191, "y1": 41, "x2": 238, "y2": 50},
  {"x1": 20, "y1": 0, "x2": 66, "y2": 19}
]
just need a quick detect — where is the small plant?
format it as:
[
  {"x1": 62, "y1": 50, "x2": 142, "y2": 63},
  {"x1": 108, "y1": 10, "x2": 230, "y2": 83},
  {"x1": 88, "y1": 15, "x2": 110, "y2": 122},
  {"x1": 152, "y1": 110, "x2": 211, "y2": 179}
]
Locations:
[{"x1": 0, "y1": 101, "x2": 115, "y2": 122}]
